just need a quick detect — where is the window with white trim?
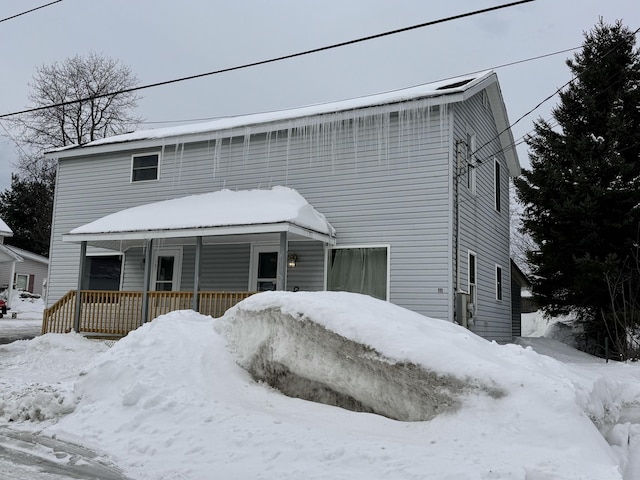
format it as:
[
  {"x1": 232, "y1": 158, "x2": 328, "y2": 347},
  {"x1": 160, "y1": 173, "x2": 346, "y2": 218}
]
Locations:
[
  {"x1": 326, "y1": 246, "x2": 388, "y2": 300},
  {"x1": 494, "y1": 159, "x2": 501, "y2": 212},
  {"x1": 131, "y1": 153, "x2": 160, "y2": 182},
  {"x1": 468, "y1": 251, "x2": 477, "y2": 316},
  {"x1": 495, "y1": 264, "x2": 503, "y2": 301},
  {"x1": 466, "y1": 133, "x2": 476, "y2": 194},
  {"x1": 83, "y1": 255, "x2": 123, "y2": 291},
  {"x1": 15, "y1": 273, "x2": 29, "y2": 291}
]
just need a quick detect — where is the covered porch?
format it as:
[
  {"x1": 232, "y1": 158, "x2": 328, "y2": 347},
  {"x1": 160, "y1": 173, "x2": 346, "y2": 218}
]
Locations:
[{"x1": 43, "y1": 187, "x2": 336, "y2": 337}]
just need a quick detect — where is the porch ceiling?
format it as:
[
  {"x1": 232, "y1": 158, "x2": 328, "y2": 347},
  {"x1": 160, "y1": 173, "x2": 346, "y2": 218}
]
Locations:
[{"x1": 63, "y1": 187, "x2": 336, "y2": 249}]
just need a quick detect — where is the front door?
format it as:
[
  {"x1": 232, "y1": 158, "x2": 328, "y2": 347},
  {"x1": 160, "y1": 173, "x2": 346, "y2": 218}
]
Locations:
[
  {"x1": 250, "y1": 245, "x2": 278, "y2": 291},
  {"x1": 151, "y1": 248, "x2": 182, "y2": 291}
]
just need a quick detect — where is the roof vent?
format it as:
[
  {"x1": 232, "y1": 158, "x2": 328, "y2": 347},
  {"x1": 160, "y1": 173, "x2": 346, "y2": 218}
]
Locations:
[{"x1": 435, "y1": 79, "x2": 473, "y2": 90}]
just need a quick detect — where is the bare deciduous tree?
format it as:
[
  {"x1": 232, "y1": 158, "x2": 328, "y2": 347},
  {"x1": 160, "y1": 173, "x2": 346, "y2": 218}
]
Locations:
[
  {"x1": 0, "y1": 52, "x2": 141, "y2": 255},
  {"x1": 16, "y1": 51, "x2": 141, "y2": 152}
]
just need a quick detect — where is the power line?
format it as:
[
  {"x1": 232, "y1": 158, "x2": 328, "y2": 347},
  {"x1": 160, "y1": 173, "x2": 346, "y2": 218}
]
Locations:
[
  {"x1": 0, "y1": 0, "x2": 534, "y2": 120},
  {"x1": 0, "y1": 0, "x2": 62, "y2": 24},
  {"x1": 469, "y1": 25, "x2": 640, "y2": 167},
  {"x1": 141, "y1": 44, "x2": 579, "y2": 126}
]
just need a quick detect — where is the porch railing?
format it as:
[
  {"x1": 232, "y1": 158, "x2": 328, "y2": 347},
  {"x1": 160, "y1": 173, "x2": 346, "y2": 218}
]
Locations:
[{"x1": 42, "y1": 290, "x2": 256, "y2": 337}]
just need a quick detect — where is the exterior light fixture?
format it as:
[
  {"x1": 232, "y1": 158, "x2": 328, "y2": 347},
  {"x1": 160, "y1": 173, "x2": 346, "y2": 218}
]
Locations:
[{"x1": 287, "y1": 254, "x2": 297, "y2": 268}]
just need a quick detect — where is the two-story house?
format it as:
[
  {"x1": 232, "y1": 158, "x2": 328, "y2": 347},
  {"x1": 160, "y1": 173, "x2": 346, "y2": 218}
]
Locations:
[{"x1": 43, "y1": 70, "x2": 520, "y2": 341}]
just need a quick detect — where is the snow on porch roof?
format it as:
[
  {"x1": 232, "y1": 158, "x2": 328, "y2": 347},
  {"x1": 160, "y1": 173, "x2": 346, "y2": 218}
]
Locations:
[
  {"x1": 49, "y1": 71, "x2": 495, "y2": 153},
  {"x1": 0, "y1": 217, "x2": 12, "y2": 237},
  {"x1": 63, "y1": 186, "x2": 336, "y2": 244}
]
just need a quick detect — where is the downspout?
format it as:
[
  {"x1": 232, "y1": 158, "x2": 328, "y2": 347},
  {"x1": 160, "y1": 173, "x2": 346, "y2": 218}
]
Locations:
[{"x1": 455, "y1": 140, "x2": 462, "y2": 294}]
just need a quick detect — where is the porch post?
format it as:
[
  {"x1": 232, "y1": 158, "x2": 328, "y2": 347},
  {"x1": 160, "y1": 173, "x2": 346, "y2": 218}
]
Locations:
[
  {"x1": 7, "y1": 260, "x2": 16, "y2": 310},
  {"x1": 141, "y1": 238, "x2": 153, "y2": 323},
  {"x1": 192, "y1": 236, "x2": 202, "y2": 311},
  {"x1": 276, "y1": 231, "x2": 288, "y2": 291},
  {"x1": 73, "y1": 241, "x2": 87, "y2": 332}
]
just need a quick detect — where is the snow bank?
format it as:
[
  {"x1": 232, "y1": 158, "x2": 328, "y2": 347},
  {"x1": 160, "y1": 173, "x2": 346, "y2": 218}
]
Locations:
[
  {"x1": 217, "y1": 292, "x2": 504, "y2": 421},
  {"x1": 0, "y1": 333, "x2": 108, "y2": 422},
  {"x1": 7, "y1": 289, "x2": 45, "y2": 319},
  {"x1": 38, "y1": 293, "x2": 632, "y2": 479}
]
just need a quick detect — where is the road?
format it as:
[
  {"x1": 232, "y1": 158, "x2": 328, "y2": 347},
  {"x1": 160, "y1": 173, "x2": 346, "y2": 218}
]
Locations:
[
  {"x1": 0, "y1": 318, "x2": 42, "y2": 344},
  {"x1": 0, "y1": 427, "x2": 130, "y2": 480}
]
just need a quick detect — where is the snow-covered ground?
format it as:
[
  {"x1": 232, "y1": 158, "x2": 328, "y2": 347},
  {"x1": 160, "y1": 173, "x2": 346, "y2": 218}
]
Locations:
[
  {"x1": 1, "y1": 291, "x2": 639, "y2": 480},
  {"x1": 0, "y1": 291, "x2": 44, "y2": 344}
]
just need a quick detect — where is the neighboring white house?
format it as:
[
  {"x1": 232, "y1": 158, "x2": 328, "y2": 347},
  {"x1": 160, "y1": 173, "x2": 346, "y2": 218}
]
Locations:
[
  {"x1": 44, "y1": 70, "x2": 520, "y2": 342},
  {"x1": 0, "y1": 218, "x2": 50, "y2": 302}
]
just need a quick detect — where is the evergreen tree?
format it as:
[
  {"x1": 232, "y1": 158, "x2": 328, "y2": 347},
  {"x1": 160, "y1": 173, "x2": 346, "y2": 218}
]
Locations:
[
  {"x1": 0, "y1": 172, "x2": 53, "y2": 257},
  {"x1": 515, "y1": 19, "x2": 640, "y2": 356}
]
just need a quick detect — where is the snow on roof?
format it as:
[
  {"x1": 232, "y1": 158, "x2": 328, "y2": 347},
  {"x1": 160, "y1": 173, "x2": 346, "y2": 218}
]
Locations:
[
  {"x1": 50, "y1": 71, "x2": 494, "y2": 152},
  {"x1": 0, "y1": 217, "x2": 12, "y2": 237},
  {"x1": 68, "y1": 186, "x2": 335, "y2": 239},
  {"x1": 5, "y1": 245, "x2": 49, "y2": 264}
]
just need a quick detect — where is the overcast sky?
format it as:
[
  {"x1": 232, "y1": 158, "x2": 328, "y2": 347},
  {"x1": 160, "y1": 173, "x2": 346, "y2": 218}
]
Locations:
[{"x1": 1, "y1": 0, "x2": 639, "y2": 192}]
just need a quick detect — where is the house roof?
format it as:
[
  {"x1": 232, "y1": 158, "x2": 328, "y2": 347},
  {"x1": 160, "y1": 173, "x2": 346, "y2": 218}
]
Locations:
[
  {"x1": 510, "y1": 259, "x2": 531, "y2": 288},
  {"x1": 4, "y1": 245, "x2": 49, "y2": 265},
  {"x1": 63, "y1": 186, "x2": 336, "y2": 247},
  {"x1": 46, "y1": 71, "x2": 520, "y2": 176},
  {"x1": 0, "y1": 217, "x2": 12, "y2": 237}
]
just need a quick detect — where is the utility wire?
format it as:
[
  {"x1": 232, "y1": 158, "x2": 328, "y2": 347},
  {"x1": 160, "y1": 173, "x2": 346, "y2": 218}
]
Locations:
[
  {"x1": 470, "y1": 25, "x2": 640, "y2": 163},
  {"x1": 141, "y1": 44, "x2": 579, "y2": 126},
  {"x1": 0, "y1": 0, "x2": 62, "y2": 24},
  {"x1": 0, "y1": 0, "x2": 534, "y2": 119}
]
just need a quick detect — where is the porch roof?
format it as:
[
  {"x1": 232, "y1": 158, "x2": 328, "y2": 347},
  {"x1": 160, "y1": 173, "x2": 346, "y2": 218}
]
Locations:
[
  {"x1": 0, "y1": 244, "x2": 23, "y2": 263},
  {"x1": 63, "y1": 186, "x2": 336, "y2": 247},
  {"x1": 0, "y1": 217, "x2": 12, "y2": 237}
]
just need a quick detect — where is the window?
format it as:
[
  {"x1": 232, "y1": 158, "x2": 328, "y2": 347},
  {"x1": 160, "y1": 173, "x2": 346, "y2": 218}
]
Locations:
[
  {"x1": 494, "y1": 159, "x2": 501, "y2": 212},
  {"x1": 466, "y1": 133, "x2": 476, "y2": 193},
  {"x1": 468, "y1": 251, "x2": 477, "y2": 316},
  {"x1": 83, "y1": 255, "x2": 122, "y2": 291},
  {"x1": 131, "y1": 153, "x2": 159, "y2": 182},
  {"x1": 15, "y1": 273, "x2": 29, "y2": 291},
  {"x1": 495, "y1": 264, "x2": 503, "y2": 301},
  {"x1": 326, "y1": 246, "x2": 388, "y2": 301}
]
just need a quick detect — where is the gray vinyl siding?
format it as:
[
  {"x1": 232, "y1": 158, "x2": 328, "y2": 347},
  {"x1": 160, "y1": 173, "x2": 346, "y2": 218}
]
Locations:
[
  {"x1": 0, "y1": 254, "x2": 48, "y2": 296},
  {"x1": 286, "y1": 242, "x2": 324, "y2": 292},
  {"x1": 453, "y1": 92, "x2": 512, "y2": 342},
  {"x1": 47, "y1": 103, "x2": 453, "y2": 322}
]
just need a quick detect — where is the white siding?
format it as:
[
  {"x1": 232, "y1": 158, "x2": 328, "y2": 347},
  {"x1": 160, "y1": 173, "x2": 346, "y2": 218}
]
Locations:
[
  {"x1": 453, "y1": 92, "x2": 512, "y2": 342},
  {"x1": 48, "y1": 103, "x2": 454, "y2": 322}
]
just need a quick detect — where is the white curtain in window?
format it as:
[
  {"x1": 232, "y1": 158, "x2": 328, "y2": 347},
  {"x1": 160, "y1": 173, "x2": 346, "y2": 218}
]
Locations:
[{"x1": 327, "y1": 247, "x2": 387, "y2": 300}]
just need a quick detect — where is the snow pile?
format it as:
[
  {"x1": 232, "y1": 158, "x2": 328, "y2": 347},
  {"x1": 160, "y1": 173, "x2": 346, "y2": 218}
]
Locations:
[
  {"x1": 19, "y1": 292, "x2": 630, "y2": 479},
  {"x1": 0, "y1": 333, "x2": 108, "y2": 422},
  {"x1": 1, "y1": 292, "x2": 639, "y2": 479},
  {"x1": 217, "y1": 292, "x2": 506, "y2": 421},
  {"x1": 7, "y1": 289, "x2": 45, "y2": 319}
]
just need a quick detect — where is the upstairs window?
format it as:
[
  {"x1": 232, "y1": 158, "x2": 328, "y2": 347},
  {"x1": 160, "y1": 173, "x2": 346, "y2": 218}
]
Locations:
[
  {"x1": 494, "y1": 159, "x2": 501, "y2": 212},
  {"x1": 131, "y1": 153, "x2": 160, "y2": 182},
  {"x1": 466, "y1": 133, "x2": 476, "y2": 194}
]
